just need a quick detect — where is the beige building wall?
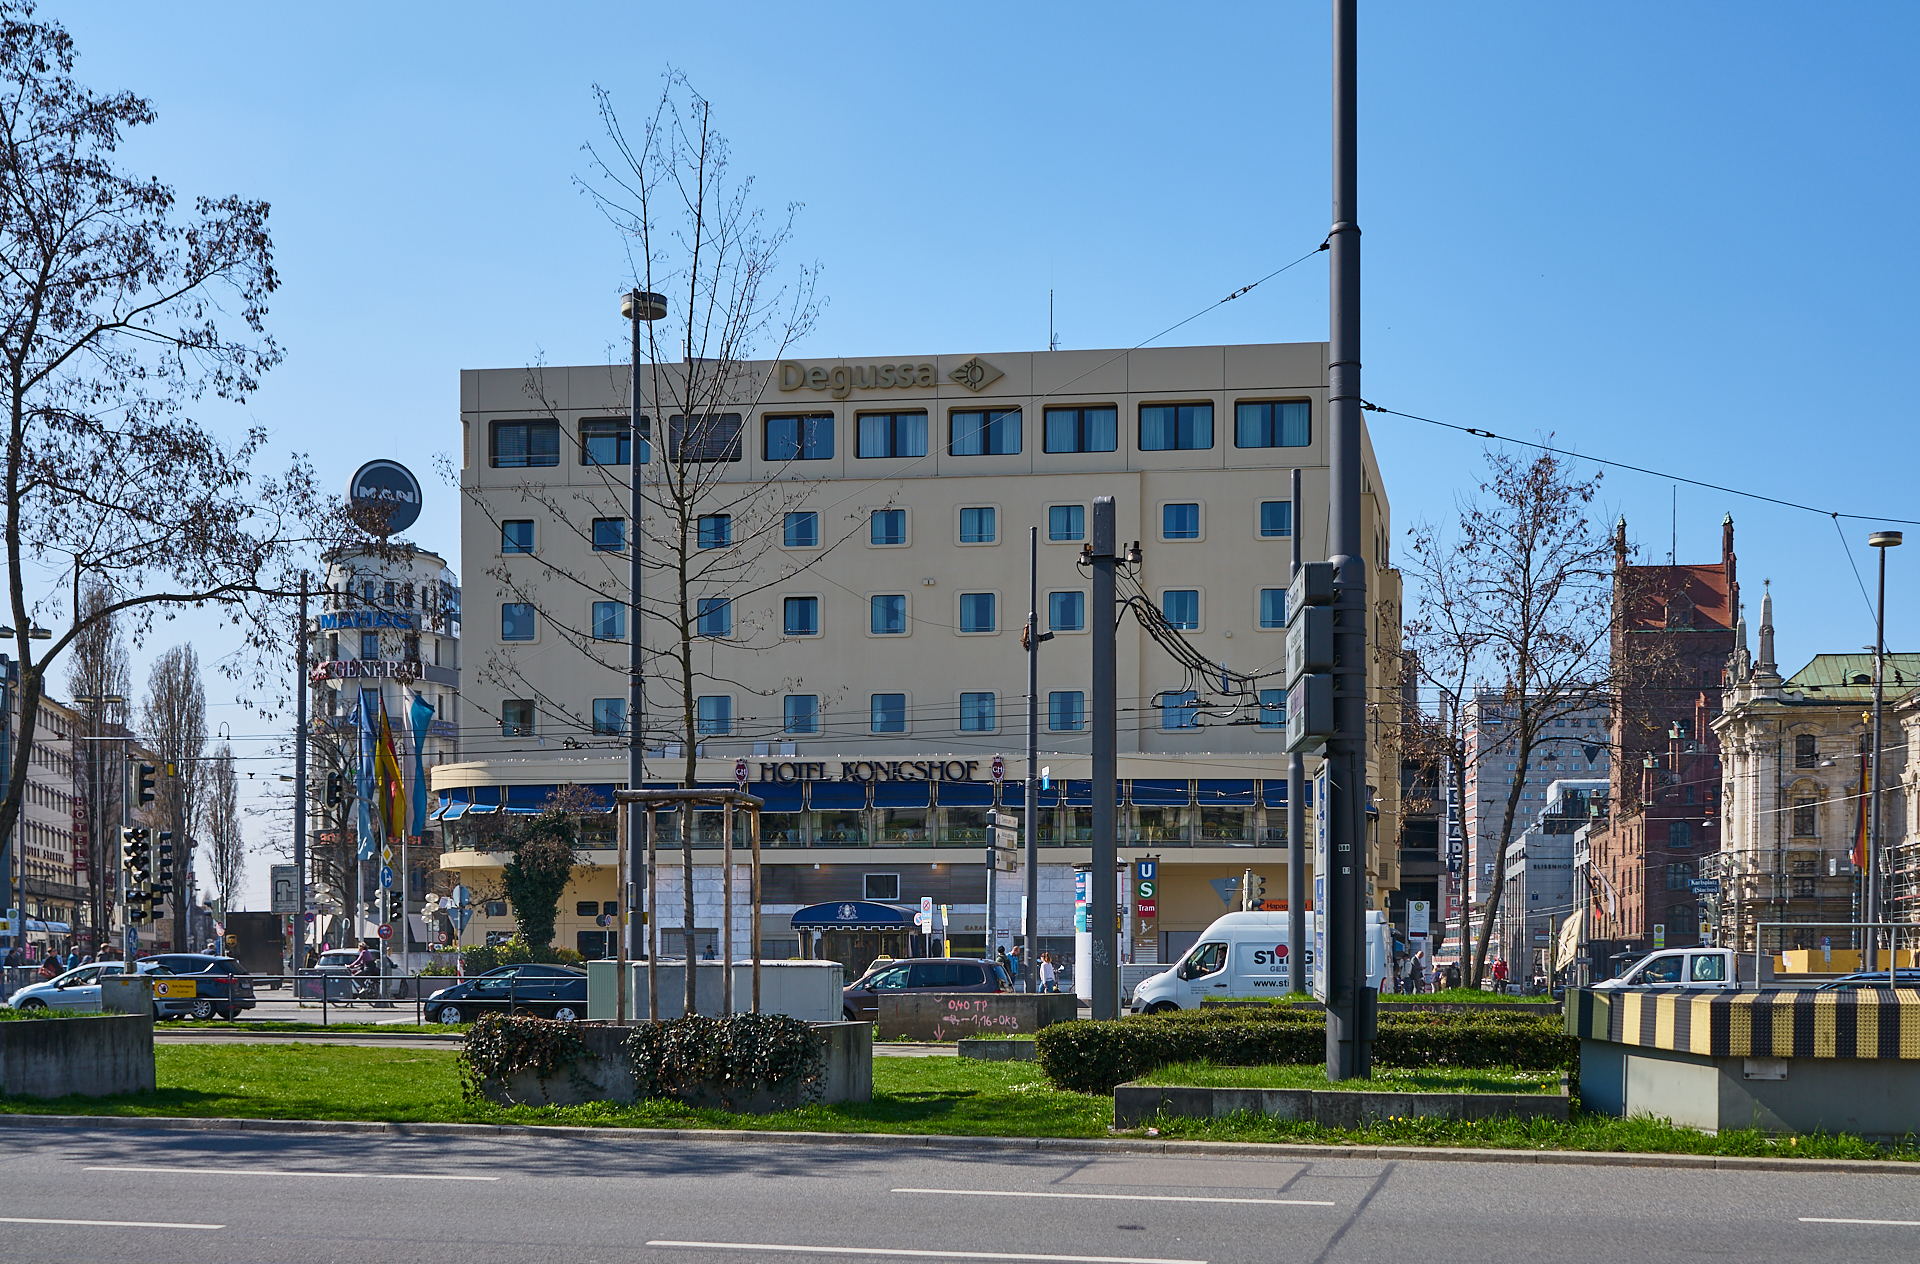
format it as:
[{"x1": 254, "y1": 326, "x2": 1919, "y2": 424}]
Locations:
[{"x1": 441, "y1": 341, "x2": 1402, "y2": 960}]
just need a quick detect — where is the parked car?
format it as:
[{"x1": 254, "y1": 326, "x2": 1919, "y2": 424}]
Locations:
[
  {"x1": 423, "y1": 966, "x2": 588, "y2": 1023},
  {"x1": 1815, "y1": 969, "x2": 1920, "y2": 993},
  {"x1": 139, "y1": 954, "x2": 258, "y2": 1019},
  {"x1": 841, "y1": 957, "x2": 1008, "y2": 1022},
  {"x1": 5, "y1": 961, "x2": 130, "y2": 1012}
]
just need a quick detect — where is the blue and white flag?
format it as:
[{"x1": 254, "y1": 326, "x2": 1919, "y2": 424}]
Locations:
[{"x1": 356, "y1": 689, "x2": 378, "y2": 860}]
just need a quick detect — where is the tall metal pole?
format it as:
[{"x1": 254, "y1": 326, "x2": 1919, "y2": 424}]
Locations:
[
  {"x1": 1326, "y1": 0, "x2": 1373, "y2": 1079},
  {"x1": 1866, "y1": 531, "x2": 1900, "y2": 971},
  {"x1": 627, "y1": 299, "x2": 646, "y2": 967},
  {"x1": 1025, "y1": 526, "x2": 1041, "y2": 992},
  {"x1": 1089, "y1": 497, "x2": 1120, "y2": 1019},
  {"x1": 294, "y1": 575, "x2": 308, "y2": 981},
  {"x1": 1288, "y1": 469, "x2": 1308, "y2": 993}
]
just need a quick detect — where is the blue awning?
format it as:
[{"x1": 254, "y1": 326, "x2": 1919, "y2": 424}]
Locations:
[
  {"x1": 1062, "y1": 779, "x2": 1124, "y2": 807},
  {"x1": 503, "y1": 784, "x2": 552, "y2": 814},
  {"x1": 1198, "y1": 779, "x2": 1256, "y2": 806},
  {"x1": 937, "y1": 781, "x2": 996, "y2": 807},
  {"x1": 1261, "y1": 779, "x2": 1289, "y2": 808},
  {"x1": 1003, "y1": 781, "x2": 1058, "y2": 809},
  {"x1": 1131, "y1": 779, "x2": 1192, "y2": 806},
  {"x1": 873, "y1": 780, "x2": 932, "y2": 809},
  {"x1": 790, "y1": 900, "x2": 910, "y2": 931},
  {"x1": 808, "y1": 782, "x2": 868, "y2": 810},
  {"x1": 465, "y1": 786, "x2": 501, "y2": 815},
  {"x1": 750, "y1": 782, "x2": 803, "y2": 813},
  {"x1": 440, "y1": 801, "x2": 471, "y2": 821}
]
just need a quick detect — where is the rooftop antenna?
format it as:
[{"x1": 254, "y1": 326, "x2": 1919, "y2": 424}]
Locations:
[
  {"x1": 1670, "y1": 484, "x2": 1677, "y2": 565},
  {"x1": 1049, "y1": 289, "x2": 1060, "y2": 352}
]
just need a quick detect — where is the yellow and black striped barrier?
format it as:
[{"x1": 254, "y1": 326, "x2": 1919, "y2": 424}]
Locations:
[{"x1": 1567, "y1": 988, "x2": 1920, "y2": 1060}]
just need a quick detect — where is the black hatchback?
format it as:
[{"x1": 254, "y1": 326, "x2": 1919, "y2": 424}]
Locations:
[
  {"x1": 423, "y1": 965, "x2": 587, "y2": 1023},
  {"x1": 1815, "y1": 969, "x2": 1920, "y2": 992},
  {"x1": 142, "y1": 954, "x2": 257, "y2": 1020},
  {"x1": 841, "y1": 957, "x2": 1009, "y2": 1022}
]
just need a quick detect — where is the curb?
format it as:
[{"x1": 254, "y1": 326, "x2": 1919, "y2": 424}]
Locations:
[{"x1": 0, "y1": 1112, "x2": 1913, "y2": 1175}]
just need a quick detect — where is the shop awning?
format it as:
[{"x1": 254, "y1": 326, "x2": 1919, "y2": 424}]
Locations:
[
  {"x1": 503, "y1": 784, "x2": 551, "y2": 814},
  {"x1": 1061, "y1": 779, "x2": 1124, "y2": 807},
  {"x1": 790, "y1": 900, "x2": 911, "y2": 931},
  {"x1": 873, "y1": 780, "x2": 932, "y2": 809},
  {"x1": 936, "y1": 781, "x2": 995, "y2": 807},
  {"x1": 465, "y1": 786, "x2": 502, "y2": 815},
  {"x1": 1198, "y1": 780, "x2": 1256, "y2": 806},
  {"x1": 807, "y1": 782, "x2": 868, "y2": 810},
  {"x1": 1260, "y1": 780, "x2": 1288, "y2": 808},
  {"x1": 747, "y1": 781, "x2": 803, "y2": 813},
  {"x1": 1131, "y1": 778, "x2": 1192, "y2": 806},
  {"x1": 1002, "y1": 781, "x2": 1058, "y2": 809}
]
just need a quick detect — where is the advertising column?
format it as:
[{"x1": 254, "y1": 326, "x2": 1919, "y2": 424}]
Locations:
[{"x1": 1073, "y1": 865, "x2": 1091, "y2": 1003}]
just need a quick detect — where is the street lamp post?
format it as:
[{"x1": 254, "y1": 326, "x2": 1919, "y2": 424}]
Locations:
[
  {"x1": 622, "y1": 290, "x2": 667, "y2": 983},
  {"x1": 1866, "y1": 530, "x2": 1901, "y2": 973}
]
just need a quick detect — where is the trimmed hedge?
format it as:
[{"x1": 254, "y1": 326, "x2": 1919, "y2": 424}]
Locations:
[{"x1": 1036, "y1": 1009, "x2": 1576, "y2": 1094}]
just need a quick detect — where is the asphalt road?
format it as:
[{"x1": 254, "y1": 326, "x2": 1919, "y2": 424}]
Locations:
[{"x1": 1, "y1": 1126, "x2": 1918, "y2": 1264}]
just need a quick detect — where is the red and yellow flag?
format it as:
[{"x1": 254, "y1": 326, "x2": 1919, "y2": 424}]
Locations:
[
  {"x1": 1854, "y1": 749, "x2": 1869, "y2": 871},
  {"x1": 376, "y1": 698, "x2": 408, "y2": 842}
]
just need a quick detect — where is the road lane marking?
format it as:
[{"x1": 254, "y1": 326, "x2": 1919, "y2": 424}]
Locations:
[
  {"x1": 646, "y1": 1241, "x2": 1205, "y2": 1264},
  {"x1": 0, "y1": 1216, "x2": 223, "y2": 1229},
  {"x1": 1800, "y1": 1217, "x2": 1920, "y2": 1227},
  {"x1": 85, "y1": 1166, "x2": 497, "y2": 1182},
  {"x1": 894, "y1": 1188, "x2": 1333, "y2": 1208}
]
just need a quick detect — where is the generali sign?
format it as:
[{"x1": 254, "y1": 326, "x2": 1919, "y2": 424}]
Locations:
[{"x1": 778, "y1": 356, "x2": 1004, "y2": 401}]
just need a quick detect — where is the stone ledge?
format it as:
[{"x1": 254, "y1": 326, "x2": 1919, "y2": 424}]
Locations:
[{"x1": 1113, "y1": 1079, "x2": 1570, "y2": 1129}]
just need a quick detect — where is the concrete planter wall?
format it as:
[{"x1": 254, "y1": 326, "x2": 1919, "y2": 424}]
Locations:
[
  {"x1": 957, "y1": 1038, "x2": 1036, "y2": 1062},
  {"x1": 477, "y1": 1019, "x2": 871, "y2": 1114},
  {"x1": 1201, "y1": 999, "x2": 1561, "y2": 1019},
  {"x1": 879, "y1": 993, "x2": 1079, "y2": 1041},
  {"x1": 585, "y1": 960, "x2": 843, "y2": 1022},
  {"x1": 0, "y1": 1013, "x2": 155, "y2": 1099},
  {"x1": 1114, "y1": 1078, "x2": 1570, "y2": 1129}
]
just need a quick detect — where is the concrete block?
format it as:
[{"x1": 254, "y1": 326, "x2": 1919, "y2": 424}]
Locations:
[
  {"x1": 878, "y1": 993, "x2": 1080, "y2": 1041},
  {"x1": 0, "y1": 1013, "x2": 155, "y2": 1098},
  {"x1": 1112, "y1": 1080, "x2": 1569, "y2": 1129},
  {"x1": 957, "y1": 1038, "x2": 1037, "y2": 1062},
  {"x1": 586, "y1": 959, "x2": 842, "y2": 1022}
]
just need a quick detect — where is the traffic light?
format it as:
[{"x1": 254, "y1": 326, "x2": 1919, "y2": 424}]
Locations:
[
  {"x1": 1248, "y1": 873, "x2": 1267, "y2": 905},
  {"x1": 137, "y1": 763, "x2": 156, "y2": 805},
  {"x1": 155, "y1": 831, "x2": 175, "y2": 895},
  {"x1": 326, "y1": 771, "x2": 343, "y2": 805}
]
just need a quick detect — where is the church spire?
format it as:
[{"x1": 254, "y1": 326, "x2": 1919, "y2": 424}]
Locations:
[{"x1": 1756, "y1": 579, "x2": 1779, "y2": 679}]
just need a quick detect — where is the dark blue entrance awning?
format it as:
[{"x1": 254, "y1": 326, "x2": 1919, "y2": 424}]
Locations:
[
  {"x1": 937, "y1": 781, "x2": 995, "y2": 807},
  {"x1": 808, "y1": 782, "x2": 867, "y2": 810},
  {"x1": 1131, "y1": 778, "x2": 1192, "y2": 806},
  {"x1": 873, "y1": 780, "x2": 932, "y2": 809},
  {"x1": 1198, "y1": 779, "x2": 1256, "y2": 806},
  {"x1": 1002, "y1": 781, "x2": 1058, "y2": 809},
  {"x1": 790, "y1": 900, "x2": 910, "y2": 931},
  {"x1": 1260, "y1": 779, "x2": 1288, "y2": 808},
  {"x1": 1062, "y1": 779, "x2": 1124, "y2": 807},
  {"x1": 749, "y1": 782, "x2": 803, "y2": 812}
]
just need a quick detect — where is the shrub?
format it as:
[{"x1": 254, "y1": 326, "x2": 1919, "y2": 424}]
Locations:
[
  {"x1": 626, "y1": 1013, "x2": 826, "y2": 1108},
  {"x1": 460, "y1": 939, "x2": 584, "y2": 974},
  {"x1": 458, "y1": 1013, "x2": 591, "y2": 1102},
  {"x1": 1036, "y1": 1009, "x2": 1574, "y2": 1094}
]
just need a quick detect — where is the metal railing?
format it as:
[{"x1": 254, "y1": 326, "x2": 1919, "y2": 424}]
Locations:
[{"x1": 1751, "y1": 920, "x2": 1920, "y2": 985}]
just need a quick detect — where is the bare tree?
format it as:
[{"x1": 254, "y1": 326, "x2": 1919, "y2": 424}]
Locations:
[
  {"x1": 203, "y1": 742, "x2": 243, "y2": 922},
  {"x1": 65, "y1": 577, "x2": 131, "y2": 948},
  {"x1": 0, "y1": 3, "x2": 325, "y2": 864},
  {"x1": 1404, "y1": 449, "x2": 1676, "y2": 987},
  {"x1": 141, "y1": 643, "x2": 206, "y2": 945}
]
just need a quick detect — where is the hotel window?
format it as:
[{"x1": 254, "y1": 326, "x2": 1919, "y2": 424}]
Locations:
[
  {"x1": 1161, "y1": 689, "x2": 1200, "y2": 730},
  {"x1": 501, "y1": 603, "x2": 536, "y2": 642},
  {"x1": 870, "y1": 509, "x2": 907, "y2": 546},
  {"x1": 696, "y1": 598, "x2": 731, "y2": 638},
  {"x1": 667, "y1": 413, "x2": 743, "y2": 462},
  {"x1": 1235, "y1": 400, "x2": 1311, "y2": 448},
  {"x1": 1163, "y1": 503, "x2": 1200, "y2": 540},
  {"x1": 1049, "y1": 691, "x2": 1085, "y2": 732},
  {"x1": 950, "y1": 408, "x2": 1022, "y2": 456},
  {"x1": 871, "y1": 594, "x2": 907, "y2": 634},
  {"x1": 501, "y1": 699, "x2": 535, "y2": 737},
  {"x1": 1042, "y1": 406, "x2": 1117, "y2": 454},
  {"x1": 1162, "y1": 590, "x2": 1200, "y2": 630},
  {"x1": 490, "y1": 420, "x2": 560, "y2": 468},
  {"x1": 591, "y1": 698, "x2": 625, "y2": 736},
  {"x1": 592, "y1": 601, "x2": 625, "y2": 640},
  {"x1": 501, "y1": 521, "x2": 534, "y2": 554},
  {"x1": 784, "y1": 511, "x2": 819, "y2": 548},
  {"x1": 696, "y1": 696, "x2": 733, "y2": 736},
  {"x1": 1259, "y1": 588, "x2": 1287, "y2": 629},
  {"x1": 359, "y1": 631, "x2": 379, "y2": 660},
  {"x1": 1259, "y1": 501, "x2": 1293, "y2": 538},
  {"x1": 1049, "y1": 591, "x2": 1085, "y2": 632},
  {"x1": 764, "y1": 412, "x2": 834, "y2": 461},
  {"x1": 871, "y1": 693, "x2": 907, "y2": 733},
  {"x1": 1259, "y1": 688, "x2": 1286, "y2": 730},
  {"x1": 1048, "y1": 504, "x2": 1086, "y2": 541},
  {"x1": 1139, "y1": 403, "x2": 1213, "y2": 451},
  {"x1": 784, "y1": 695, "x2": 819, "y2": 734},
  {"x1": 959, "y1": 592, "x2": 996, "y2": 633},
  {"x1": 579, "y1": 417, "x2": 633, "y2": 466},
  {"x1": 856, "y1": 411, "x2": 928, "y2": 459},
  {"x1": 591, "y1": 518, "x2": 625, "y2": 552},
  {"x1": 959, "y1": 506, "x2": 996, "y2": 544},
  {"x1": 960, "y1": 692, "x2": 996, "y2": 732},
  {"x1": 783, "y1": 596, "x2": 819, "y2": 637},
  {"x1": 697, "y1": 514, "x2": 732, "y2": 549}
]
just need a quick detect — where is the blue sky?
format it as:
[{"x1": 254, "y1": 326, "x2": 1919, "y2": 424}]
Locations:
[{"x1": 45, "y1": 2, "x2": 1920, "y2": 904}]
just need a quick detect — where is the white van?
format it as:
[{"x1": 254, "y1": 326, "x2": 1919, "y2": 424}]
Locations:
[{"x1": 1129, "y1": 910, "x2": 1391, "y2": 1013}]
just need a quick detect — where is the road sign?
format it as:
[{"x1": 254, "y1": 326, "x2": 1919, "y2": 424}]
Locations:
[
  {"x1": 379, "y1": 866, "x2": 393, "y2": 889},
  {"x1": 1688, "y1": 878, "x2": 1721, "y2": 894},
  {"x1": 270, "y1": 864, "x2": 300, "y2": 914},
  {"x1": 1136, "y1": 897, "x2": 1157, "y2": 918},
  {"x1": 1040, "y1": 765, "x2": 1050, "y2": 790},
  {"x1": 991, "y1": 755, "x2": 1004, "y2": 782},
  {"x1": 993, "y1": 827, "x2": 1020, "y2": 848},
  {"x1": 734, "y1": 757, "x2": 748, "y2": 786},
  {"x1": 921, "y1": 896, "x2": 934, "y2": 916},
  {"x1": 381, "y1": 846, "x2": 393, "y2": 864},
  {"x1": 993, "y1": 848, "x2": 1019, "y2": 873},
  {"x1": 993, "y1": 811, "x2": 1019, "y2": 830},
  {"x1": 153, "y1": 978, "x2": 198, "y2": 999},
  {"x1": 377, "y1": 922, "x2": 393, "y2": 940},
  {"x1": 449, "y1": 907, "x2": 472, "y2": 932}
]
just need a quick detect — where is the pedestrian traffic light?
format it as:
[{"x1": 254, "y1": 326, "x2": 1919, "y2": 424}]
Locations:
[
  {"x1": 137, "y1": 763, "x2": 156, "y2": 805},
  {"x1": 326, "y1": 771, "x2": 343, "y2": 805},
  {"x1": 155, "y1": 831, "x2": 175, "y2": 895}
]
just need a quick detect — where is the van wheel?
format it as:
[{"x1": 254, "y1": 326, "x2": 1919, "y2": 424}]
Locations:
[{"x1": 1144, "y1": 1001, "x2": 1179, "y2": 1015}]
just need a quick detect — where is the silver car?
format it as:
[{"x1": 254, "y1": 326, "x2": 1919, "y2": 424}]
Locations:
[{"x1": 5, "y1": 962, "x2": 130, "y2": 1012}]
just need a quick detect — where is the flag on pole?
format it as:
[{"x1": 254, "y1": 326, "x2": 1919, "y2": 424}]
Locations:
[
  {"x1": 355, "y1": 690, "x2": 378, "y2": 860},
  {"x1": 376, "y1": 696, "x2": 408, "y2": 843},
  {"x1": 1855, "y1": 749, "x2": 1870, "y2": 872},
  {"x1": 409, "y1": 690, "x2": 435, "y2": 838}
]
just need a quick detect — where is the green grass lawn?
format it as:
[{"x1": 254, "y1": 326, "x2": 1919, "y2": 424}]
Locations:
[
  {"x1": 0, "y1": 1044, "x2": 1913, "y2": 1161},
  {"x1": 154, "y1": 1020, "x2": 465, "y2": 1035},
  {"x1": 1137, "y1": 1061, "x2": 1561, "y2": 1094},
  {"x1": 1204, "y1": 990, "x2": 1554, "y2": 1008}
]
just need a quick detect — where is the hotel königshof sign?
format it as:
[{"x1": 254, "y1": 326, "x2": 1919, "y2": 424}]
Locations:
[{"x1": 755, "y1": 759, "x2": 985, "y2": 784}]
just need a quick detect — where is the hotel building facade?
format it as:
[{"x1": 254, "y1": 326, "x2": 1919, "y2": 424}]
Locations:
[{"x1": 432, "y1": 341, "x2": 1402, "y2": 973}]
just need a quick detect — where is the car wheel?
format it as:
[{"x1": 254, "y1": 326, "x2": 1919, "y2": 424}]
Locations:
[
  {"x1": 17, "y1": 998, "x2": 46, "y2": 1011},
  {"x1": 188, "y1": 999, "x2": 217, "y2": 1021},
  {"x1": 436, "y1": 1005, "x2": 463, "y2": 1024},
  {"x1": 552, "y1": 1006, "x2": 580, "y2": 1022},
  {"x1": 843, "y1": 1006, "x2": 857, "y2": 1022},
  {"x1": 1144, "y1": 1001, "x2": 1179, "y2": 1015}
]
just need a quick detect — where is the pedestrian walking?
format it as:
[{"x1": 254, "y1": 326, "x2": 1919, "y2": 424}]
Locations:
[
  {"x1": 1491, "y1": 957, "x2": 1509, "y2": 993},
  {"x1": 1038, "y1": 952, "x2": 1057, "y2": 993}
]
